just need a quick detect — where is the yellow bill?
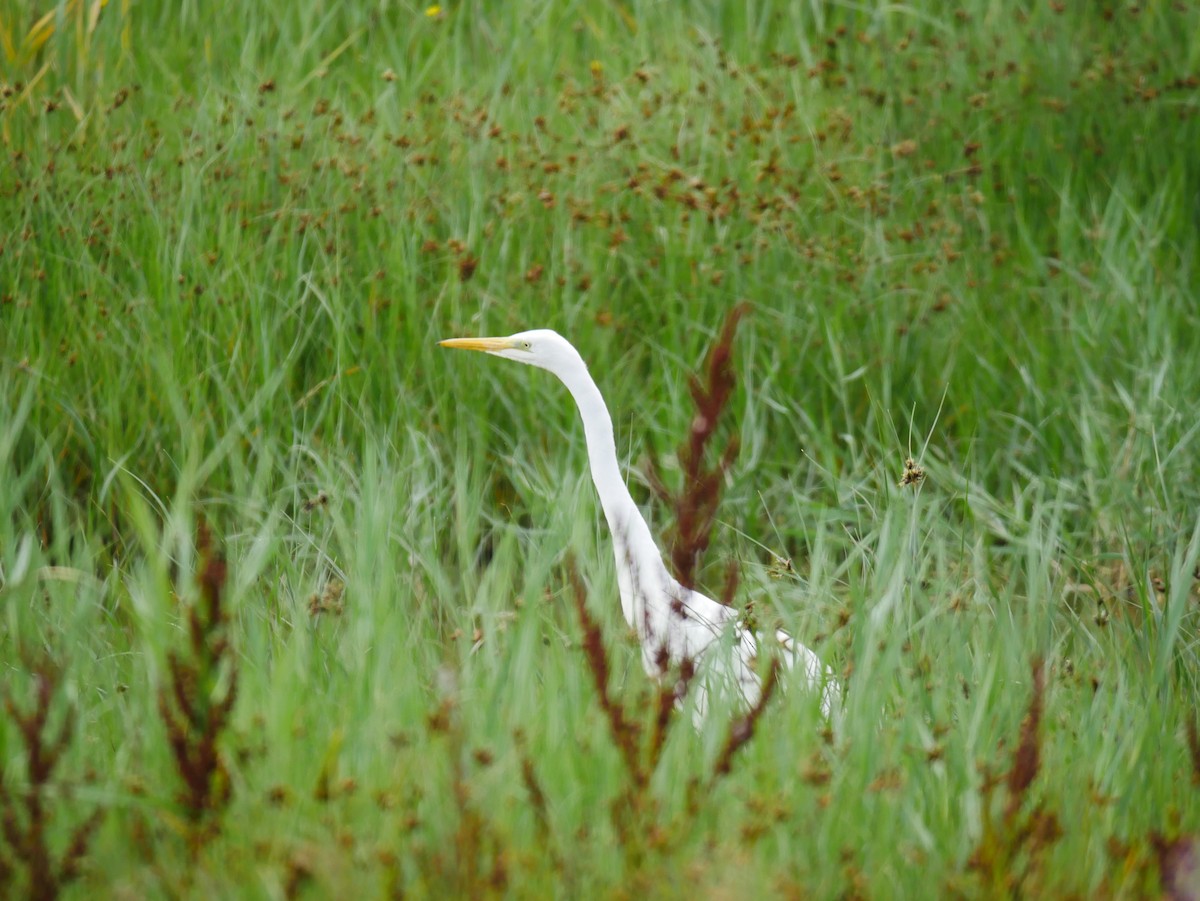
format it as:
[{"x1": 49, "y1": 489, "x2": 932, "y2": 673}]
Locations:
[{"x1": 438, "y1": 337, "x2": 517, "y2": 352}]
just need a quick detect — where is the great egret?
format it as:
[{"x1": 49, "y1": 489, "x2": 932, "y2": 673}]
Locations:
[{"x1": 441, "y1": 329, "x2": 835, "y2": 719}]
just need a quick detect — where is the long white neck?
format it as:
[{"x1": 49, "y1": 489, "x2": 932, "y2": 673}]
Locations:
[{"x1": 555, "y1": 360, "x2": 666, "y2": 623}]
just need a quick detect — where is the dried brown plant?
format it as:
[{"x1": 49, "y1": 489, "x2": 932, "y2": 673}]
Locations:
[
  {"x1": 516, "y1": 735, "x2": 551, "y2": 845},
  {"x1": 646, "y1": 302, "x2": 751, "y2": 590},
  {"x1": 566, "y1": 558, "x2": 647, "y2": 787},
  {"x1": 711, "y1": 659, "x2": 782, "y2": 779},
  {"x1": 1187, "y1": 716, "x2": 1200, "y2": 787},
  {"x1": 967, "y1": 658, "x2": 1062, "y2": 896},
  {"x1": 155, "y1": 520, "x2": 239, "y2": 838},
  {"x1": 0, "y1": 655, "x2": 103, "y2": 901}
]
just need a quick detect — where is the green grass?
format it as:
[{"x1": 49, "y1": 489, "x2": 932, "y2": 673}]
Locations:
[{"x1": 2, "y1": 0, "x2": 1199, "y2": 896}]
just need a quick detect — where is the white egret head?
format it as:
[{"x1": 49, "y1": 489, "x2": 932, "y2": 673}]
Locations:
[{"x1": 439, "y1": 329, "x2": 585, "y2": 378}]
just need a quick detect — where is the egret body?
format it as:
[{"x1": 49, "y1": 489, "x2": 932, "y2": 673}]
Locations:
[{"x1": 441, "y1": 329, "x2": 834, "y2": 718}]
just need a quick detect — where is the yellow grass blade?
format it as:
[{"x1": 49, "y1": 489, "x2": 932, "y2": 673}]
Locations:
[
  {"x1": 24, "y1": 11, "x2": 59, "y2": 56},
  {"x1": 87, "y1": 0, "x2": 105, "y2": 36},
  {"x1": 0, "y1": 15, "x2": 18, "y2": 63},
  {"x1": 61, "y1": 84, "x2": 83, "y2": 120},
  {"x1": 612, "y1": 2, "x2": 637, "y2": 34}
]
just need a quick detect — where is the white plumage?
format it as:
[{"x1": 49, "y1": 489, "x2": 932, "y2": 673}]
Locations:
[{"x1": 441, "y1": 329, "x2": 836, "y2": 720}]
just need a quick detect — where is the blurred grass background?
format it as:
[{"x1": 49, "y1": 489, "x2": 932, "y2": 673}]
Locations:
[{"x1": 1, "y1": 0, "x2": 1198, "y2": 897}]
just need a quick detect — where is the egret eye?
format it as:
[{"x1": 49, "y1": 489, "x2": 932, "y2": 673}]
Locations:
[{"x1": 522, "y1": 341, "x2": 532, "y2": 350}]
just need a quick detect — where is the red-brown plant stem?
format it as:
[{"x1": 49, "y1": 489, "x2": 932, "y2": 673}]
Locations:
[
  {"x1": 156, "y1": 520, "x2": 239, "y2": 832},
  {"x1": 647, "y1": 655, "x2": 695, "y2": 768},
  {"x1": 1004, "y1": 657, "x2": 1046, "y2": 821},
  {"x1": 0, "y1": 657, "x2": 103, "y2": 901},
  {"x1": 647, "y1": 302, "x2": 750, "y2": 589},
  {"x1": 712, "y1": 659, "x2": 781, "y2": 778},
  {"x1": 1186, "y1": 716, "x2": 1200, "y2": 786},
  {"x1": 966, "y1": 657, "x2": 1061, "y2": 894},
  {"x1": 565, "y1": 557, "x2": 645, "y2": 787}
]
